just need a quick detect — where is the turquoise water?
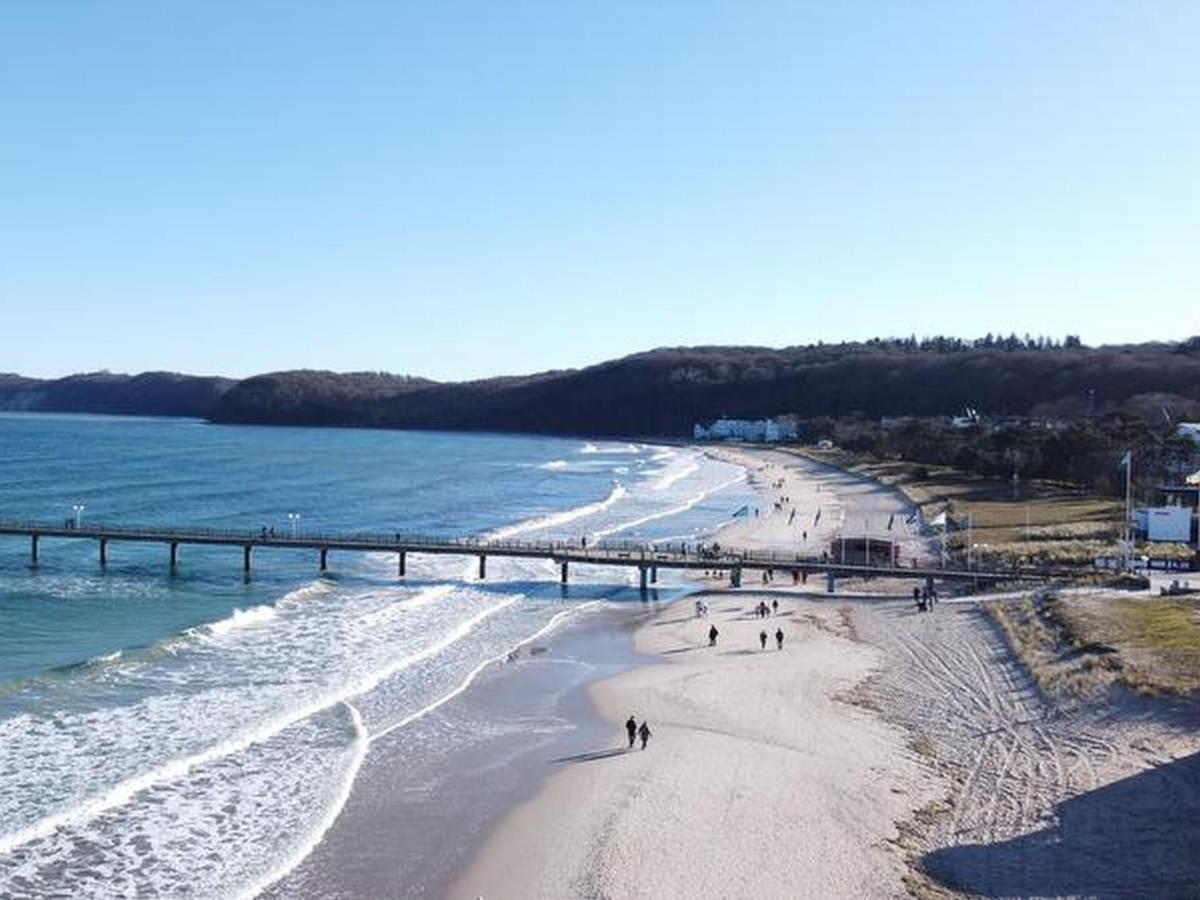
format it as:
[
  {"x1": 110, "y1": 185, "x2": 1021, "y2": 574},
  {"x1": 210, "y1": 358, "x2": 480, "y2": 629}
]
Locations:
[{"x1": 0, "y1": 413, "x2": 753, "y2": 897}]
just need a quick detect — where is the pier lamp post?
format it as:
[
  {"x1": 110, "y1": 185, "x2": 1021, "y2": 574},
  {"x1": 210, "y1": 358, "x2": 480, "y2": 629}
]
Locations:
[
  {"x1": 287, "y1": 512, "x2": 300, "y2": 539},
  {"x1": 72, "y1": 503, "x2": 86, "y2": 529}
]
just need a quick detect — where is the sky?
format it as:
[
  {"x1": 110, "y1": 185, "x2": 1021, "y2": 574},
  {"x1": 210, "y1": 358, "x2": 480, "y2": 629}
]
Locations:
[{"x1": 2, "y1": 2, "x2": 1197, "y2": 380}]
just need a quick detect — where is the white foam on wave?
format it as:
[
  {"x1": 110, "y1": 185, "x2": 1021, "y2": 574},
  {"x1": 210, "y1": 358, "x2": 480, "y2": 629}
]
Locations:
[
  {"x1": 245, "y1": 598, "x2": 603, "y2": 897},
  {"x1": 204, "y1": 605, "x2": 278, "y2": 638},
  {"x1": 235, "y1": 701, "x2": 369, "y2": 900},
  {"x1": 580, "y1": 442, "x2": 641, "y2": 455},
  {"x1": 0, "y1": 597, "x2": 518, "y2": 858},
  {"x1": 650, "y1": 458, "x2": 701, "y2": 491},
  {"x1": 86, "y1": 650, "x2": 123, "y2": 666},
  {"x1": 591, "y1": 471, "x2": 747, "y2": 539},
  {"x1": 485, "y1": 482, "x2": 627, "y2": 542},
  {"x1": 355, "y1": 584, "x2": 456, "y2": 629},
  {"x1": 276, "y1": 580, "x2": 334, "y2": 609},
  {"x1": 540, "y1": 459, "x2": 569, "y2": 470},
  {"x1": 371, "y1": 600, "x2": 601, "y2": 743}
]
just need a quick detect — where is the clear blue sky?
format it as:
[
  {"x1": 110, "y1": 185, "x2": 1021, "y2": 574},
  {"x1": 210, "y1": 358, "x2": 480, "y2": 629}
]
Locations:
[{"x1": 2, "y1": 2, "x2": 1196, "y2": 380}]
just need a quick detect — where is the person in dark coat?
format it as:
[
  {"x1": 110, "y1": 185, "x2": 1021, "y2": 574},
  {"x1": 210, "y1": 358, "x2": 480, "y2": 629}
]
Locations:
[
  {"x1": 638, "y1": 721, "x2": 652, "y2": 749},
  {"x1": 775, "y1": 628, "x2": 784, "y2": 650},
  {"x1": 625, "y1": 715, "x2": 637, "y2": 749},
  {"x1": 708, "y1": 624, "x2": 719, "y2": 646},
  {"x1": 759, "y1": 629, "x2": 768, "y2": 650}
]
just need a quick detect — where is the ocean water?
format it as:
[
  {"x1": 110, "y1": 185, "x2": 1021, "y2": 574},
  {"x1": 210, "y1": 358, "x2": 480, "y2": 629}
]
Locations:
[{"x1": 0, "y1": 414, "x2": 754, "y2": 897}]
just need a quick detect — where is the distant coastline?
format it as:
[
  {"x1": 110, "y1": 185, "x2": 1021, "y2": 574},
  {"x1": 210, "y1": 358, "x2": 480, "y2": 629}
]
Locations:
[{"x1": 5, "y1": 337, "x2": 1199, "y2": 437}]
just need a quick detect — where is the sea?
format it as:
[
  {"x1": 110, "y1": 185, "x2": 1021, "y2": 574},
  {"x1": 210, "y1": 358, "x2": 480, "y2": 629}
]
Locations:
[{"x1": 0, "y1": 413, "x2": 755, "y2": 898}]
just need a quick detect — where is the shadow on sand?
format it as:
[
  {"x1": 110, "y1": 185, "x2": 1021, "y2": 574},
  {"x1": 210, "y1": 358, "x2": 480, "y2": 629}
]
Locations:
[
  {"x1": 549, "y1": 747, "x2": 631, "y2": 765},
  {"x1": 923, "y1": 751, "x2": 1200, "y2": 899}
]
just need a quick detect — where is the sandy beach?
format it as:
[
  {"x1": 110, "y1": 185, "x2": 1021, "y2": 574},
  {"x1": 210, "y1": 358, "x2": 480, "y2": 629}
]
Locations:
[{"x1": 453, "y1": 446, "x2": 1200, "y2": 899}]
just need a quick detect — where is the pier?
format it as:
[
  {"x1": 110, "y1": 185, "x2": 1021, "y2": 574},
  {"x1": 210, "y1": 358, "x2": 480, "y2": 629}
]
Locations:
[{"x1": 0, "y1": 518, "x2": 1078, "y2": 588}]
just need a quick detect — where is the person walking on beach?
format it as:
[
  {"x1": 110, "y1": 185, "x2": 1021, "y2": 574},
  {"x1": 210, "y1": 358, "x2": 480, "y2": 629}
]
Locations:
[
  {"x1": 771, "y1": 598, "x2": 779, "y2": 615},
  {"x1": 625, "y1": 715, "x2": 637, "y2": 749},
  {"x1": 759, "y1": 629, "x2": 768, "y2": 650},
  {"x1": 708, "y1": 624, "x2": 719, "y2": 647},
  {"x1": 775, "y1": 628, "x2": 784, "y2": 650},
  {"x1": 638, "y1": 721, "x2": 652, "y2": 750}
]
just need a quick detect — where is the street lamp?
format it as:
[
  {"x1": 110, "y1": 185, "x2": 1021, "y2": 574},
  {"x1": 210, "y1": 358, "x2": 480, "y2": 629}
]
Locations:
[
  {"x1": 287, "y1": 512, "x2": 301, "y2": 538},
  {"x1": 72, "y1": 503, "x2": 86, "y2": 529}
]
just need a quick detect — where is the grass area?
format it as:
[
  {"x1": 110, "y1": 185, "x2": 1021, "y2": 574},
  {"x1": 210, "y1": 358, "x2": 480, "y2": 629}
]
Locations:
[
  {"x1": 792, "y1": 447, "x2": 1126, "y2": 566},
  {"x1": 1054, "y1": 594, "x2": 1200, "y2": 695},
  {"x1": 986, "y1": 592, "x2": 1200, "y2": 699}
]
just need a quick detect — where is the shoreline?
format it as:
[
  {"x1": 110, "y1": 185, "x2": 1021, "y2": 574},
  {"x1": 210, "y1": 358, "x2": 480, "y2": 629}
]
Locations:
[
  {"x1": 449, "y1": 445, "x2": 945, "y2": 898},
  {"x1": 261, "y1": 600, "x2": 664, "y2": 899},
  {"x1": 453, "y1": 590, "x2": 940, "y2": 898},
  {"x1": 449, "y1": 445, "x2": 1200, "y2": 898}
]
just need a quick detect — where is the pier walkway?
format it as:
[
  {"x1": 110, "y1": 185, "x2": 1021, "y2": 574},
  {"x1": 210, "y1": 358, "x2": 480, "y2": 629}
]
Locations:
[{"x1": 0, "y1": 517, "x2": 1079, "y2": 589}]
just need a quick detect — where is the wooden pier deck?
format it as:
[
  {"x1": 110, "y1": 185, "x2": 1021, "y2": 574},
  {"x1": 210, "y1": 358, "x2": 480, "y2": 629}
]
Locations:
[{"x1": 0, "y1": 518, "x2": 1078, "y2": 587}]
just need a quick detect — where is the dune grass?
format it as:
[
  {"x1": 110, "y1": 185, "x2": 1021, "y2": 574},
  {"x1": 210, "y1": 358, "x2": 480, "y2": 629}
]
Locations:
[
  {"x1": 1053, "y1": 595, "x2": 1200, "y2": 695},
  {"x1": 986, "y1": 592, "x2": 1200, "y2": 700}
]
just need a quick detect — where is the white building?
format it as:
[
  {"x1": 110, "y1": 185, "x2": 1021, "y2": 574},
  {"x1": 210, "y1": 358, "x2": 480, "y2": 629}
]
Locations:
[
  {"x1": 693, "y1": 417, "x2": 799, "y2": 443},
  {"x1": 1134, "y1": 506, "x2": 1193, "y2": 543},
  {"x1": 1177, "y1": 423, "x2": 1200, "y2": 446}
]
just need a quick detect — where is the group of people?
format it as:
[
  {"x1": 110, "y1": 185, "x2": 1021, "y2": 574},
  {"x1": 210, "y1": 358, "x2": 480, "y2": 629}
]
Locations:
[
  {"x1": 753, "y1": 599, "x2": 778, "y2": 618},
  {"x1": 694, "y1": 599, "x2": 710, "y2": 617},
  {"x1": 624, "y1": 715, "x2": 652, "y2": 750},
  {"x1": 706, "y1": 613, "x2": 786, "y2": 651},
  {"x1": 912, "y1": 584, "x2": 939, "y2": 612}
]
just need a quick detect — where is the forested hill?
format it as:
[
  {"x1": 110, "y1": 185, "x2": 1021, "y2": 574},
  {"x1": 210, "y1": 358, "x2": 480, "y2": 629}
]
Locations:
[
  {"x1": 209, "y1": 339, "x2": 1200, "y2": 436},
  {"x1": 0, "y1": 371, "x2": 233, "y2": 418},
  {"x1": 6, "y1": 339, "x2": 1199, "y2": 435}
]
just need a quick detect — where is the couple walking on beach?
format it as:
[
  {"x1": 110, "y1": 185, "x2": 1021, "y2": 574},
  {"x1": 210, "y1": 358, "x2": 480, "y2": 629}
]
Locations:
[
  {"x1": 758, "y1": 628, "x2": 784, "y2": 650},
  {"x1": 625, "y1": 715, "x2": 652, "y2": 750}
]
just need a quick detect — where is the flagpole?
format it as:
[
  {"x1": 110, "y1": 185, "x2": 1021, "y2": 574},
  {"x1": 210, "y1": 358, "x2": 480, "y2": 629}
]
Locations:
[{"x1": 1125, "y1": 450, "x2": 1132, "y2": 568}]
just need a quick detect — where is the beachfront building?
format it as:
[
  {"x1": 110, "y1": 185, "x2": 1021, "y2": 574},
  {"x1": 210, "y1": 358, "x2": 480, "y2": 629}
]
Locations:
[
  {"x1": 1178, "y1": 423, "x2": 1200, "y2": 446},
  {"x1": 1134, "y1": 506, "x2": 1196, "y2": 544},
  {"x1": 693, "y1": 416, "x2": 799, "y2": 443}
]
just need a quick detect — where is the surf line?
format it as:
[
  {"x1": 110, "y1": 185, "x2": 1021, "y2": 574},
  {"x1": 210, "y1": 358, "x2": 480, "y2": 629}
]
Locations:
[
  {"x1": 484, "y1": 482, "x2": 627, "y2": 542},
  {"x1": 0, "y1": 597, "x2": 520, "y2": 858},
  {"x1": 589, "y1": 471, "x2": 747, "y2": 540},
  {"x1": 241, "y1": 600, "x2": 603, "y2": 898},
  {"x1": 237, "y1": 700, "x2": 369, "y2": 900}
]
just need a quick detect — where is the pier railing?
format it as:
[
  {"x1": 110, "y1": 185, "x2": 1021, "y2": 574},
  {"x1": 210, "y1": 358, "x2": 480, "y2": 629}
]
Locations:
[{"x1": 0, "y1": 516, "x2": 1082, "y2": 583}]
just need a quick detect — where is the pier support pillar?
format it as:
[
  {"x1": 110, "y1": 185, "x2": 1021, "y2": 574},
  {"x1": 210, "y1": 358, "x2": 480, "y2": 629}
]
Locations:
[
  {"x1": 650, "y1": 565, "x2": 658, "y2": 584},
  {"x1": 320, "y1": 548, "x2": 328, "y2": 572},
  {"x1": 639, "y1": 565, "x2": 648, "y2": 592},
  {"x1": 560, "y1": 561, "x2": 569, "y2": 584},
  {"x1": 730, "y1": 566, "x2": 742, "y2": 588},
  {"x1": 398, "y1": 551, "x2": 406, "y2": 577},
  {"x1": 99, "y1": 539, "x2": 108, "y2": 567},
  {"x1": 31, "y1": 534, "x2": 39, "y2": 565},
  {"x1": 243, "y1": 545, "x2": 252, "y2": 573},
  {"x1": 169, "y1": 542, "x2": 178, "y2": 570},
  {"x1": 478, "y1": 555, "x2": 487, "y2": 579}
]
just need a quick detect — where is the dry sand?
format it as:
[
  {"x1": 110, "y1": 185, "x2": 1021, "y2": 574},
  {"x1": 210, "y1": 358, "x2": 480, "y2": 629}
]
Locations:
[
  {"x1": 706, "y1": 445, "x2": 931, "y2": 566},
  {"x1": 453, "y1": 594, "x2": 937, "y2": 899},
  {"x1": 451, "y1": 446, "x2": 1200, "y2": 899}
]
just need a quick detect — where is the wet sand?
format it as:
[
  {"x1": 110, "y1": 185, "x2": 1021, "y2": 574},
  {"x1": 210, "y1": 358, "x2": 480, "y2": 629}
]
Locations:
[{"x1": 261, "y1": 602, "x2": 661, "y2": 899}]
